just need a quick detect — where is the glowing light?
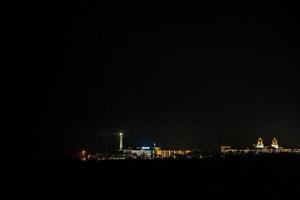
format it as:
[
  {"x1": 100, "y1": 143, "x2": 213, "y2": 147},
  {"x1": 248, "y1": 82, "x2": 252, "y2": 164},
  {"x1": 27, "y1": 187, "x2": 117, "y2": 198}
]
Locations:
[
  {"x1": 256, "y1": 137, "x2": 264, "y2": 148},
  {"x1": 271, "y1": 138, "x2": 279, "y2": 148},
  {"x1": 119, "y1": 132, "x2": 123, "y2": 150},
  {"x1": 80, "y1": 150, "x2": 88, "y2": 161}
]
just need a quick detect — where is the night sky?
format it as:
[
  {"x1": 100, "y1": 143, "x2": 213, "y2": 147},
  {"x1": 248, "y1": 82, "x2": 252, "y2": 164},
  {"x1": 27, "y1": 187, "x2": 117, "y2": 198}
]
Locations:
[{"x1": 4, "y1": 2, "x2": 300, "y2": 159}]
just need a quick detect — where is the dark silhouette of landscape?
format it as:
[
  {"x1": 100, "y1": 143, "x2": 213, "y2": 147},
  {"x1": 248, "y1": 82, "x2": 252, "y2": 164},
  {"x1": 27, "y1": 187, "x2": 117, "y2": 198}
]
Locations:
[{"x1": 5, "y1": 154, "x2": 300, "y2": 198}]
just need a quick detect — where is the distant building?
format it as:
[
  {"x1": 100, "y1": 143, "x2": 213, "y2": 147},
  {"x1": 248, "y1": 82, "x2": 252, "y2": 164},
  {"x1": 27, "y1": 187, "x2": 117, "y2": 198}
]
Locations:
[
  {"x1": 118, "y1": 133, "x2": 191, "y2": 159},
  {"x1": 220, "y1": 146, "x2": 232, "y2": 153},
  {"x1": 120, "y1": 146, "x2": 191, "y2": 159},
  {"x1": 256, "y1": 137, "x2": 264, "y2": 149},
  {"x1": 122, "y1": 146, "x2": 153, "y2": 158},
  {"x1": 271, "y1": 138, "x2": 279, "y2": 149},
  {"x1": 221, "y1": 137, "x2": 300, "y2": 154},
  {"x1": 154, "y1": 147, "x2": 191, "y2": 158}
]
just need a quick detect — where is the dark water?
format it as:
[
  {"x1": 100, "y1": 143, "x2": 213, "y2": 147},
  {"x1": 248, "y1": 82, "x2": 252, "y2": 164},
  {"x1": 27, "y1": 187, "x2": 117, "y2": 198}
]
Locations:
[{"x1": 3, "y1": 155, "x2": 300, "y2": 199}]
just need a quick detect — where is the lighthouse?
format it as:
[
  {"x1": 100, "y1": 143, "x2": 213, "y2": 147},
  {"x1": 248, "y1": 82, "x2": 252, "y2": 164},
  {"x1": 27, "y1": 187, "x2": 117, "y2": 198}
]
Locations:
[{"x1": 119, "y1": 132, "x2": 123, "y2": 150}]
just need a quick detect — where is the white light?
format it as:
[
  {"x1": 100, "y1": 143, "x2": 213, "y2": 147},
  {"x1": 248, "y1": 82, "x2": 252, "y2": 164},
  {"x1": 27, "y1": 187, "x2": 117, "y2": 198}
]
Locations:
[{"x1": 119, "y1": 132, "x2": 123, "y2": 150}]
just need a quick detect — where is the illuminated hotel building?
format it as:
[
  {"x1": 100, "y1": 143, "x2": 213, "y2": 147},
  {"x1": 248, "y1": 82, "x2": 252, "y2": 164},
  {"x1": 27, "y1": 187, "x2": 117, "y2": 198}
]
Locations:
[
  {"x1": 221, "y1": 137, "x2": 300, "y2": 154},
  {"x1": 256, "y1": 137, "x2": 264, "y2": 149},
  {"x1": 121, "y1": 146, "x2": 191, "y2": 159},
  {"x1": 118, "y1": 133, "x2": 191, "y2": 159},
  {"x1": 271, "y1": 138, "x2": 278, "y2": 149},
  {"x1": 122, "y1": 146, "x2": 153, "y2": 158},
  {"x1": 154, "y1": 147, "x2": 191, "y2": 158}
]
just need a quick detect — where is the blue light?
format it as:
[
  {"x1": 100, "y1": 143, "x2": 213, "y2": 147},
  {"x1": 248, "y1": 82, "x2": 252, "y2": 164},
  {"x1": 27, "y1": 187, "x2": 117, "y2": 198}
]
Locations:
[{"x1": 142, "y1": 146, "x2": 150, "y2": 150}]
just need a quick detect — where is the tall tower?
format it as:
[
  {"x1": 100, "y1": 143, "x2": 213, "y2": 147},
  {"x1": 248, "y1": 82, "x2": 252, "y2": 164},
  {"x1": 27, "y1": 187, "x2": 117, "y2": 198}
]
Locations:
[
  {"x1": 256, "y1": 137, "x2": 264, "y2": 148},
  {"x1": 271, "y1": 138, "x2": 279, "y2": 148},
  {"x1": 119, "y1": 132, "x2": 123, "y2": 150}
]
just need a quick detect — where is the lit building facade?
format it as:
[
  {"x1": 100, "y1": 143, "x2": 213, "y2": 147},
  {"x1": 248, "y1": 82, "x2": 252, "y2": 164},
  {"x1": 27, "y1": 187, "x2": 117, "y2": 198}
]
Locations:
[
  {"x1": 121, "y1": 146, "x2": 191, "y2": 159},
  {"x1": 221, "y1": 137, "x2": 300, "y2": 154},
  {"x1": 256, "y1": 137, "x2": 264, "y2": 148},
  {"x1": 271, "y1": 138, "x2": 279, "y2": 149},
  {"x1": 118, "y1": 133, "x2": 191, "y2": 159},
  {"x1": 122, "y1": 147, "x2": 153, "y2": 158},
  {"x1": 154, "y1": 147, "x2": 191, "y2": 158}
]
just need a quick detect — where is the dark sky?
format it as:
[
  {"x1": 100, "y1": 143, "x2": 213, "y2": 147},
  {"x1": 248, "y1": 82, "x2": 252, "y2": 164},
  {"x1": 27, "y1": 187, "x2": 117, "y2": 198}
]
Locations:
[{"x1": 3, "y1": 2, "x2": 300, "y2": 158}]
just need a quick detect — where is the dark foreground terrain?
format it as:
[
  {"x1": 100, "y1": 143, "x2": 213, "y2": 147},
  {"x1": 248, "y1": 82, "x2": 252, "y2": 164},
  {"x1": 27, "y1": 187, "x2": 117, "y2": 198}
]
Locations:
[{"x1": 3, "y1": 154, "x2": 300, "y2": 199}]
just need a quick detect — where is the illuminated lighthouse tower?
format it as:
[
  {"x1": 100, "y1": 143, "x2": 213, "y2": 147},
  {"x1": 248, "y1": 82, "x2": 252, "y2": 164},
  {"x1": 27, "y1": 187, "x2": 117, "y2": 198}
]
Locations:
[
  {"x1": 256, "y1": 137, "x2": 264, "y2": 149},
  {"x1": 119, "y1": 132, "x2": 123, "y2": 150},
  {"x1": 271, "y1": 138, "x2": 279, "y2": 149}
]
